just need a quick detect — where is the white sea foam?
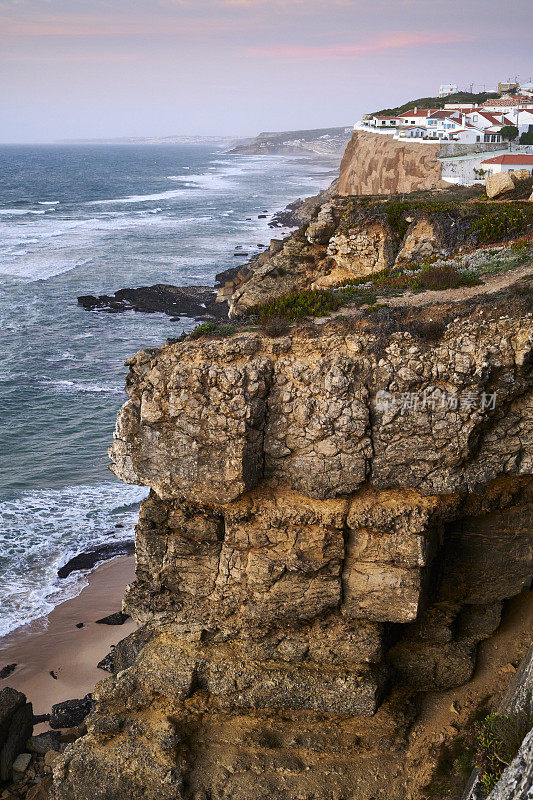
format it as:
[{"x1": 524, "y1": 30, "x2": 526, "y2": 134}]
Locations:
[
  {"x1": 38, "y1": 201, "x2": 59, "y2": 205},
  {"x1": 41, "y1": 379, "x2": 125, "y2": 396},
  {"x1": 0, "y1": 483, "x2": 147, "y2": 639}
]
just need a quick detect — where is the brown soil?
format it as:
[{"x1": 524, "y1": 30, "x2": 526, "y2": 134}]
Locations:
[{"x1": 395, "y1": 591, "x2": 533, "y2": 800}]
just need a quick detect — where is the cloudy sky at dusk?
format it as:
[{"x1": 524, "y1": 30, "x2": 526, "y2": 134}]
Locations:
[{"x1": 1, "y1": 0, "x2": 532, "y2": 142}]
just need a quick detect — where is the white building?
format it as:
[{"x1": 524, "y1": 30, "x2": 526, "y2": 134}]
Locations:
[
  {"x1": 439, "y1": 84, "x2": 458, "y2": 98},
  {"x1": 395, "y1": 108, "x2": 434, "y2": 126},
  {"x1": 368, "y1": 115, "x2": 398, "y2": 128},
  {"x1": 480, "y1": 154, "x2": 533, "y2": 174},
  {"x1": 482, "y1": 95, "x2": 533, "y2": 114}
]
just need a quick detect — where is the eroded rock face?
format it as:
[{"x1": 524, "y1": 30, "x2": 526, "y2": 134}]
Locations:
[
  {"x1": 228, "y1": 234, "x2": 326, "y2": 315},
  {"x1": 394, "y1": 213, "x2": 455, "y2": 266},
  {"x1": 326, "y1": 217, "x2": 395, "y2": 278},
  {"x1": 227, "y1": 195, "x2": 497, "y2": 316},
  {"x1": 52, "y1": 300, "x2": 533, "y2": 800},
  {"x1": 338, "y1": 131, "x2": 444, "y2": 195}
]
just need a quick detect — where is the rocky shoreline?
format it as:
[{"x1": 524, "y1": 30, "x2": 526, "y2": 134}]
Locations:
[
  {"x1": 76, "y1": 182, "x2": 338, "y2": 323},
  {"x1": 0, "y1": 558, "x2": 137, "y2": 799}
]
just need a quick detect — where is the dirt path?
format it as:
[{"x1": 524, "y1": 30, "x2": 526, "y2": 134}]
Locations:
[{"x1": 383, "y1": 261, "x2": 533, "y2": 308}]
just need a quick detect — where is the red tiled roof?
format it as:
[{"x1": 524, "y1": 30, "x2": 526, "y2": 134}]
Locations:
[
  {"x1": 482, "y1": 96, "x2": 533, "y2": 107},
  {"x1": 397, "y1": 108, "x2": 434, "y2": 118},
  {"x1": 481, "y1": 154, "x2": 533, "y2": 165},
  {"x1": 428, "y1": 110, "x2": 461, "y2": 120}
]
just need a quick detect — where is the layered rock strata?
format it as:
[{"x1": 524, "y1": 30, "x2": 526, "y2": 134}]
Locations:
[{"x1": 51, "y1": 294, "x2": 532, "y2": 800}]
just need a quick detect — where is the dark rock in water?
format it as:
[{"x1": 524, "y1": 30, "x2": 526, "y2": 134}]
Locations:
[
  {"x1": 78, "y1": 284, "x2": 229, "y2": 322},
  {"x1": 50, "y1": 696, "x2": 92, "y2": 730},
  {"x1": 115, "y1": 523, "x2": 124, "y2": 529},
  {"x1": 96, "y1": 653, "x2": 114, "y2": 673},
  {"x1": 0, "y1": 688, "x2": 33, "y2": 782},
  {"x1": 32, "y1": 715, "x2": 50, "y2": 728},
  {"x1": 258, "y1": 214, "x2": 267, "y2": 219},
  {"x1": 76, "y1": 623, "x2": 84, "y2": 629},
  {"x1": 27, "y1": 732, "x2": 61, "y2": 755},
  {"x1": 112, "y1": 628, "x2": 153, "y2": 675},
  {"x1": 57, "y1": 541, "x2": 135, "y2": 579},
  {"x1": 95, "y1": 612, "x2": 130, "y2": 626},
  {"x1": 233, "y1": 252, "x2": 249, "y2": 257},
  {"x1": 269, "y1": 199, "x2": 305, "y2": 228},
  {"x1": 214, "y1": 266, "x2": 241, "y2": 287},
  {"x1": 0, "y1": 665, "x2": 16, "y2": 680}
]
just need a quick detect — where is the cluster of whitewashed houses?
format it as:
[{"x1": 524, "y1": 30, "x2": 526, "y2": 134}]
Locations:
[{"x1": 358, "y1": 94, "x2": 533, "y2": 145}]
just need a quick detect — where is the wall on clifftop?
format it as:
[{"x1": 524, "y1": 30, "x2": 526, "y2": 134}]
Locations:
[{"x1": 338, "y1": 130, "x2": 443, "y2": 196}]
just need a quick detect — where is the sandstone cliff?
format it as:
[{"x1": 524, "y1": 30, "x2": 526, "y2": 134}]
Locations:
[
  {"x1": 225, "y1": 190, "x2": 533, "y2": 316},
  {"x1": 50, "y1": 285, "x2": 533, "y2": 800},
  {"x1": 338, "y1": 131, "x2": 444, "y2": 196}
]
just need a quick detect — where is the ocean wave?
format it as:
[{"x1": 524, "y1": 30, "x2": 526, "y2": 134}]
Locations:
[
  {"x1": 0, "y1": 482, "x2": 147, "y2": 639},
  {"x1": 0, "y1": 209, "x2": 46, "y2": 216},
  {"x1": 38, "y1": 201, "x2": 59, "y2": 205},
  {"x1": 41, "y1": 379, "x2": 125, "y2": 396}
]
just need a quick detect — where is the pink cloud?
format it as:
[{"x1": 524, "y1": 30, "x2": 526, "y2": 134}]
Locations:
[
  {"x1": 0, "y1": 13, "x2": 236, "y2": 38},
  {"x1": 246, "y1": 31, "x2": 474, "y2": 59}
]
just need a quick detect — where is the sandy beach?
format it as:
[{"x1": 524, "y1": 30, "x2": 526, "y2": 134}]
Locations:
[{"x1": 0, "y1": 556, "x2": 136, "y2": 715}]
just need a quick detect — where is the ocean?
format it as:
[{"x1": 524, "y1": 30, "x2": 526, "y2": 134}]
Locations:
[{"x1": 0, "y1": 143, "x2": 335, "y2": 638}]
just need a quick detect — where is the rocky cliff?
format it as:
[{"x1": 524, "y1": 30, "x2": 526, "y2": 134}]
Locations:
[
  {"x1": 229, "y1": 127, "x2": 352, "y2": 158},
  {"x1": 338, "y1": 131, "x2": 445, "y2": 196},
  {"x1": 224, "y1": 189, "x2": 533, "y2": 316},
  {"x1": 50, "y1": 283, "x2": 533, "y2": 800}
]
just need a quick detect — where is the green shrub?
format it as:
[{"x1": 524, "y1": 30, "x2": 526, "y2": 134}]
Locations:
[
  {"x1": 189, "y1": 321, "x2": 237, "y2": 339},
  {"x1": 474, "y1": 712, "x2": 532, "y2": 796},
  {"x1": 414, "y1": 264, "x2": 481, "y2": 291},
  {"x1": 469, "y1": 205, "x2": 533, "y2": 244},
  {"x1": 246, "y1": 289, "x2": 342, "y2": 322}
]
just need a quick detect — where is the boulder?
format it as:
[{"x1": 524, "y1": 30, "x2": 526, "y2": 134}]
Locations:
[
  {"x1": 94, "y1": 611, "x2": 130, "y2": 626},
  {"x1": 112, "y1": 628, "x2": 153, "y2": 674},
  {"x1": 27, "y1": 732, "x2": 61, "y2": 755},
  {"x1": 485, "y1": 171, "x2": 515, "y2": 198},
  {"x1": 509, "y1": 169, "x2": 531, "y2": 183},
  {"x1": 96, "y1": 653, "x2": 114, "y2": 673},
  {"x1": 0, "y1": 666, "x2": 16, "y2": 681},
  {"x1": 0, "y1": 688, "x2": 33, "y2": 783},
  {"x1": 12, "y1": 752, "x2": 32, "y2": 781},
  {"x1": 26, "y1": 776, "x2": 53, "y2": 800},
  {"x1": 49, "y1": 697, "x2": 92, "y2": 730}
]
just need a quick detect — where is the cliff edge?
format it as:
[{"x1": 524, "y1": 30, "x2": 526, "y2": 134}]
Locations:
[{"x1": 50, "y1": 282, "x2": 532, "y2": 800}]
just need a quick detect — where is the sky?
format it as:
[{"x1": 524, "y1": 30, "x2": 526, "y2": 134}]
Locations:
[{"x1": 1, "y1": 0, "x2": 532, "y2": 142}]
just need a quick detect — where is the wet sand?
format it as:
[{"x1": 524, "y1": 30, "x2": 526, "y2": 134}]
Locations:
[{"x1": 0, "y1": 556, "x2": 136, "y2": 715}]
